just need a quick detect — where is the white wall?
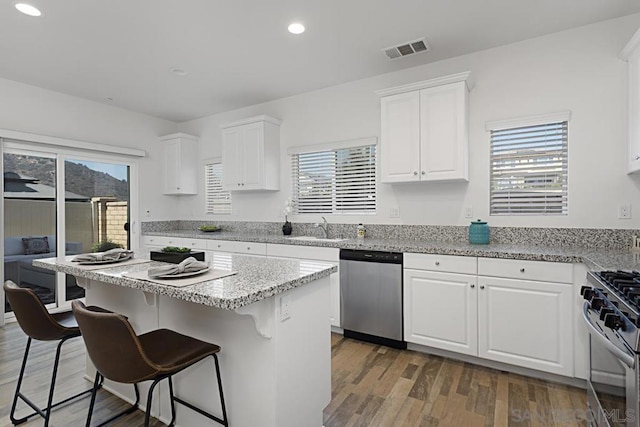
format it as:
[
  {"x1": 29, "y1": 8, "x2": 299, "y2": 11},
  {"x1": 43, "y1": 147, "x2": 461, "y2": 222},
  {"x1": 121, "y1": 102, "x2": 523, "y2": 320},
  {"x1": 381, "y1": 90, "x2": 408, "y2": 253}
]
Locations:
[
  {"x1": 4, "y1": 14, "x2": 639, "y2": 230},
  {"x1": 178, "y1": 13, "x2": 640, "y2": 229},
  {"x1": 0, "y1": 77, "x2": 179, "y2": 221}
]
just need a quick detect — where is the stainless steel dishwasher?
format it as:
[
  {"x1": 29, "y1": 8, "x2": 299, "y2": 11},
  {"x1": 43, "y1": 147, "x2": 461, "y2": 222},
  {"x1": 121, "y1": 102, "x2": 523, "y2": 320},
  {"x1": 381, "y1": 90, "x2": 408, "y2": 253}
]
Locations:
[{"x1": 340, "y1": 249, "x2": 406, "y2": 349}]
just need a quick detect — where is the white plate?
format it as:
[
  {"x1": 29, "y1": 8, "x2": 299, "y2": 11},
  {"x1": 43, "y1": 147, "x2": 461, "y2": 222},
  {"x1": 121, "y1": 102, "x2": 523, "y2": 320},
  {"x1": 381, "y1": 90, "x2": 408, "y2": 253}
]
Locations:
[
  {"x1": 149, "y1": 268, "x2": 210, "y2": 279},
  {"x1": 75, "y1": 254, "x2": 133, "y2": 265}
]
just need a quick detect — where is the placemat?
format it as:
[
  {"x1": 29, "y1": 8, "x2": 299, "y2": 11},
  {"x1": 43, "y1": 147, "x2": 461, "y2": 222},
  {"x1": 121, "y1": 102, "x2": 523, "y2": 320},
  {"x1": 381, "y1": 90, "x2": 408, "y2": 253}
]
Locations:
[
  {"x1": 123, "y1": 268, "x2": 237, "y2": 287},
  {"x1": 59, "y1": 257, "x2": 152, "y2": 271}
]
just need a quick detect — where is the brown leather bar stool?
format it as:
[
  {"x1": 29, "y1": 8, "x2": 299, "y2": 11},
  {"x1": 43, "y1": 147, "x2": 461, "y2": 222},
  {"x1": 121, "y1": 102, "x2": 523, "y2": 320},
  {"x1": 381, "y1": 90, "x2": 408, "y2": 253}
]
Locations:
[
  {"x1": 4, "y1": 280, "x2": 97, "y2": 426},
  {"x1": 71, "y1": 300, "x2": 229, "y2": 427}
]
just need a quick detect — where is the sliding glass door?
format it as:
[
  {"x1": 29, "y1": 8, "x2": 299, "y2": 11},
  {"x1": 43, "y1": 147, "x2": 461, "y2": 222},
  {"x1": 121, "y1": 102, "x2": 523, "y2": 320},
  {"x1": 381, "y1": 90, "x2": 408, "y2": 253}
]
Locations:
[
  {"x1": 63, "y1": 158, "x2": 130, "y2": 301},
  {"x1": 3, "y1": 143, "x2": 134, "y2": 316},
  {"x1": 3, "y1": 152, "x2": 58, "y2": 312}
]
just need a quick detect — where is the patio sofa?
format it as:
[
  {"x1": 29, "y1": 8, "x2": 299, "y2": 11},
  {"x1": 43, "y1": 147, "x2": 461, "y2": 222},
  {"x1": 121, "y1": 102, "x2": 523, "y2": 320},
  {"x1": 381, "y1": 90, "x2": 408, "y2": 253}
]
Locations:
[{"x1": 4, "y1": 235, "x2": 82, "y2": 290}]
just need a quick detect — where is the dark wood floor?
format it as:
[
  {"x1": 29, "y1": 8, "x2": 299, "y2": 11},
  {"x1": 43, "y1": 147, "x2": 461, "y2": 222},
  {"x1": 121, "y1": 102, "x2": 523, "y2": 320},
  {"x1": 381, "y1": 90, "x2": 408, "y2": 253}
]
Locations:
[
  {"x1": 0, "y1": 322, "x2": 587, "y2": 426},
  {"x1": 325, "y1": 334, "x2": 587, "y2": 427}
]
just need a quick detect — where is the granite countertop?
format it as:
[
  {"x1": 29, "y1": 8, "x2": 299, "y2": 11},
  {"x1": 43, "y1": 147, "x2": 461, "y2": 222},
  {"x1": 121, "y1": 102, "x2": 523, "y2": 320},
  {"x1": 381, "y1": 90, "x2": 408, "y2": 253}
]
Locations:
[
  {"x1": 143, "y1": 230, "x2": 640, "y2": 272},
  {"x1": 34, "y1": 254, "x2": 337, "y2": 310}
]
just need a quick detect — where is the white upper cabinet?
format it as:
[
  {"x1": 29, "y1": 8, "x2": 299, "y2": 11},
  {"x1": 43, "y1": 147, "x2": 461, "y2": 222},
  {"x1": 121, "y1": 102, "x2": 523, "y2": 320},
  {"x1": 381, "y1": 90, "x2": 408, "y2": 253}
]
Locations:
[
  {"x1": 380, "y1": 91, "x2": 421, "y2": 182},
  {"x1": 377, "y1": 72, "x2": 470, "y2": 183},
  {"x1": 161, "y1": 133, "x2": 198, "y2": 195},
  {"x1": 621, "y1": 28, "x2": 640, "y2": 173},
  {"x1": 221, "y1": 115, "x2": 281, "y2": 191}
]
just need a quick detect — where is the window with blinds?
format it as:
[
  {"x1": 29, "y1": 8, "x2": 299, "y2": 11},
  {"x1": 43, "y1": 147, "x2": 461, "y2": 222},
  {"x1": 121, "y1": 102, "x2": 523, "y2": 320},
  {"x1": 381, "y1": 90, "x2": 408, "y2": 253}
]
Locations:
[
  {"x1": 490, "y1": 121, "x2": 568, "y2": 215},
  {"x1": 291, "y1": 145, "x2": 377, "y2": 214},
  {"x1": 205, "y1": 162, "x2": 232, "y2": 215}
]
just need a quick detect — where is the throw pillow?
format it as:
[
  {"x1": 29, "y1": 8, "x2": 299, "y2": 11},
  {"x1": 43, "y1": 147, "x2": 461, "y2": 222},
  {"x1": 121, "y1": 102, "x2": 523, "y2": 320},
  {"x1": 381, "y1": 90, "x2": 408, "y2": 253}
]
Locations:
[{"x1": 22, "y1": 236, "x2": 50, "y2": 255}]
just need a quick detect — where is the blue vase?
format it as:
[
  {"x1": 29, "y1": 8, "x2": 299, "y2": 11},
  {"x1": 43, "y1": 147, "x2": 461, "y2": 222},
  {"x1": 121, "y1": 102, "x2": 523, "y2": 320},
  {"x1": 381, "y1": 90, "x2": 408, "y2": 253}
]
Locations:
[{"x1": 469, "y1": 219, "x2": 490, "y2": 244}]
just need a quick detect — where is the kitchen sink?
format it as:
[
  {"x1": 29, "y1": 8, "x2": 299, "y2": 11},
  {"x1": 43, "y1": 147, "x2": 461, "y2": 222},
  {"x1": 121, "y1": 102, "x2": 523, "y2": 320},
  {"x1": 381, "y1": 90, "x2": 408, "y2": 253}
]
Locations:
[{"x1": 286, "y1": 236, "x2": 348, "y2": 242}]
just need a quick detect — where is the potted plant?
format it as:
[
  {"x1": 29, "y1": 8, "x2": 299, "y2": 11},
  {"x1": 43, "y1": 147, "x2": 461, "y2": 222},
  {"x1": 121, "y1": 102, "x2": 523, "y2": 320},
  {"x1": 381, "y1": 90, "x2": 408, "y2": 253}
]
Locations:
[
  {"x1": 91, "y1": 239, "x2": 124, "y2": 252},
  {"x1": 150, "y1": 246, "x2": 206, "y2": 264}
]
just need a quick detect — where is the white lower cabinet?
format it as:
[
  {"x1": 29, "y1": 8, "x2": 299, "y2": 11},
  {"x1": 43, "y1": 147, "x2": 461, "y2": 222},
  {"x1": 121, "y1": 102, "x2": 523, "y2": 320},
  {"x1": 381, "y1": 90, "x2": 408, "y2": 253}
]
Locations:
[
  {"x1": 476, "y1": 275, "x2": 573, "y2": 376},
  {"x1": 206, "y1": 239, "x2": 267, "y2": 255},
  {"x1": 140, "y1": 236, "x2": 185, "y2": 255},
  {"x1": 404, "y1": 254, "x2": 575, "y2": 377},
  {"x1": 142, "y1": 236, "x2": 266, "y2": 263},
  {"x1": 404, "y1": 269, "x2": 477, "y2": 355},
  {"x1": 181, "y1": 238, "x2": 210, "y2": 262}
]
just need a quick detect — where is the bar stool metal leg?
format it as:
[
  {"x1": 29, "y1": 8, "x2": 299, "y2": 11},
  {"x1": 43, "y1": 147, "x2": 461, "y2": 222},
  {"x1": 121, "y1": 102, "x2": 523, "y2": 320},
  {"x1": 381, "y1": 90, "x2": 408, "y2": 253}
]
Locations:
[
  {"x1": 9, "y1": 337, "x2": 32, "y2": 425},
  {"x1": 144, "y1": 377, "x2": 164, "y2": 427},
  {"x1": 43, "y1": 335, "x2": 67, "y2": 426},
  {"x1": 87, "y1": 372, "x2": 140, "y2": 427},
  {"x1": 171, "y1": 355, "x2": 229, "y2": 426},
  {"x1": 213, "y1": 354, "x2": 229, "y2": 426},
  {"x1": 168, "y1": 376, "x2": 177, "y2": 427},
  {"x1": 10, "y1": 335, "x2": 95, "y2": 426}
]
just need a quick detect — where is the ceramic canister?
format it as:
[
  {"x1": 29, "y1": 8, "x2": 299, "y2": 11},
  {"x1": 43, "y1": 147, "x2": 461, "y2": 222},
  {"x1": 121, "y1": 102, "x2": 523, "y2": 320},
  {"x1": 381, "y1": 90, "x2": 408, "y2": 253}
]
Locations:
[{"x1": 468, "y1": 219, "x2": 490, "y2": 244}]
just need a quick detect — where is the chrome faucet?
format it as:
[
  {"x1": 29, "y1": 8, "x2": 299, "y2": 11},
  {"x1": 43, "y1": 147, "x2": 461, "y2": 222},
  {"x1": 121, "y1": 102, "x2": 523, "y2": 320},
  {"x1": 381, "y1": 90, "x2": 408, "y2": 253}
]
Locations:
[{"x1": 315, "y1": 216, "x2": 329, "y2": 238}]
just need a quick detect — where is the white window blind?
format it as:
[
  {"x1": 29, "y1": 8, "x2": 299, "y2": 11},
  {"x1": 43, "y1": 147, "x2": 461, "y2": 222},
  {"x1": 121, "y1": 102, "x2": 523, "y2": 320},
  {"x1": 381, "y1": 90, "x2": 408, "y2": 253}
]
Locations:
[
  {"x1": 490, "y1": 121, "x2": 568, "y2": 215},
  {"x1": 205, "y1": 163, "x2": 232, "y2": 215},
  {"x1": 291, "y1": 145, "x2": 376, "y2": 214}
]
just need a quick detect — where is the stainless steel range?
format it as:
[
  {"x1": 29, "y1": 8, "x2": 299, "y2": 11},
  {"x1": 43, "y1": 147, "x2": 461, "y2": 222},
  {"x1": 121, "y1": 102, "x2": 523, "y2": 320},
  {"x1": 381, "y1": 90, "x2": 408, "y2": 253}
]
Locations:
[{"x1": 582, "y1": 271, "x2": 640, "y2": 427}]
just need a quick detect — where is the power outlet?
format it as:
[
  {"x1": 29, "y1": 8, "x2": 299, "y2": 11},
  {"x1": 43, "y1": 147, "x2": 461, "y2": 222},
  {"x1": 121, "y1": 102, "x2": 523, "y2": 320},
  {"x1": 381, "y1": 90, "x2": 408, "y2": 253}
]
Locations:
[
  {"x1": 619, "y1": 204, "x2": 632, "y2": 219},
  {"x1": 389, "y1": 207, "x2": 400, "y2": 218},
  {"x1": 464, "y1": 207, "x2": 473, "y2": 218},
  {"x1": 280, "y1": 294, "x2": 291, "y2": 322}
]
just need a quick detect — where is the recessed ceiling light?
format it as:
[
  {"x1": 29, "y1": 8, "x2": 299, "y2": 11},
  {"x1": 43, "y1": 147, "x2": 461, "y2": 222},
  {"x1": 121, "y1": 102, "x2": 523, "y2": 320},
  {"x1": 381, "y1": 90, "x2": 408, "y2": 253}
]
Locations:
[
  {"x1": 288, "y1": 23, "x2": 305, "y2": 35},
  {"x1": 14, "y1": 3, "x2": 42, "y2": 17},
  {"x1": 170, "y1": 68, "x2": 187, "y2": 76}
]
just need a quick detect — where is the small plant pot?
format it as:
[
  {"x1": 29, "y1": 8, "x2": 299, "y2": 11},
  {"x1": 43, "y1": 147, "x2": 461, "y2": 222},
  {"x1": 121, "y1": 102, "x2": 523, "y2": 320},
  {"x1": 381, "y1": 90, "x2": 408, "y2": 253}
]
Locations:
[{"x1": 150, "y1": 251, "x2": 205, "y2": 264}]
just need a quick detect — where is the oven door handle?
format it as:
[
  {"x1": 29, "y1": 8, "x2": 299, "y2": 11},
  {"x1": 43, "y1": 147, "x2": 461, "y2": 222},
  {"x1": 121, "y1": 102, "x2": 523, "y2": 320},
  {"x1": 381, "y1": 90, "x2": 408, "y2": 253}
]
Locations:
[{"x1": 582, "y1": 301, "x2": 635, "y2": 369}]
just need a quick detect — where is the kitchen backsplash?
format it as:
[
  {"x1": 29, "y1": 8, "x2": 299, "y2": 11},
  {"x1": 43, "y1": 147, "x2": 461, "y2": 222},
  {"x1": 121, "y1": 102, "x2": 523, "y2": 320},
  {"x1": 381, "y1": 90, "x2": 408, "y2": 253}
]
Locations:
[{"x1": 141, "y1": 220, "x2": 640, "y2": 251}]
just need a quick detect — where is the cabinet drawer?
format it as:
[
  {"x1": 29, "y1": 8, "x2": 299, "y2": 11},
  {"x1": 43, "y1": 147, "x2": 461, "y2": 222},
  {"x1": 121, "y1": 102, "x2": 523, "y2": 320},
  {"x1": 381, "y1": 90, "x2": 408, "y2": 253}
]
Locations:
[
  {"x1": 182, "y1": 238, "x2": 207, "y2": 250},
  {"x1": 477, "y1": 257, "x2": 573, "y2": 283},
  {"x1": 404, "y1": 253, "x2": 477, "y2": 275},
  {"x1": 267, "y1": 244, "x2": 338, "y2": 262},
  {"x1": 142, "y1": 235, "x2": 184, "y2": 248},
  {"x1": 206, "y1": 240, "x2": 267, "y2": 255}
]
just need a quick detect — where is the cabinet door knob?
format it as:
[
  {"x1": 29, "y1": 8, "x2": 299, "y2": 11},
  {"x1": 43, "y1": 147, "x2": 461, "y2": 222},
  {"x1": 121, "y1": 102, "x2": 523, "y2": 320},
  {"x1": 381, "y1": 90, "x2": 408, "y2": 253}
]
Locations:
[
  {"x1": 413, "y1": 171, "x2": 418, "y2": 176},
  {"x1": 237, "y1": 183, "x2": 241, "y2": 186},
  {"x1": 520, "y1": 268, "x2": 525, "y2": 273},
  {"x1": 247, "y1": 247, "x2": 251, "y2": 250},
  {"x1": 635, "y1": 155, "x2": 640, "y2": 160},
  {"x1": 435, "y1": 261, "x2": 440, "y2": 266},
  {"x1": 421, "y1": 171, "x2": 425, "y2": 175},
  {"x1": 217, "y1": 244, "x2": 222, "y2": 248},
  {"x1": 480, "y1": 285, "x2": 485, "y2": 289},
  {"x1": 176, "y1": 187, "x2": 180, "y2": 190},
  {"x1": 470, "y1": 284, "x2": 475, "y2": 288}
]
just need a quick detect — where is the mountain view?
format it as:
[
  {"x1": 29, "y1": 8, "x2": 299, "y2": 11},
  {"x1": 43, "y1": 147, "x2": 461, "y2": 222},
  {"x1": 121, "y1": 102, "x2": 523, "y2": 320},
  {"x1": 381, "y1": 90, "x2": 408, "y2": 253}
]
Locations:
[{"x1": 3, "y1": 154, "x2": 129, "y2": 200}]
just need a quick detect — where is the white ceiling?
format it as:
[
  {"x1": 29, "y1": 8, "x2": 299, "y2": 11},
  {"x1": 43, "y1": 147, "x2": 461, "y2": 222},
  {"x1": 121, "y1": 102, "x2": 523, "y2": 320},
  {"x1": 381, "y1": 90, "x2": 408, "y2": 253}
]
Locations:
[{"x1": 1, "y1": 1, "x2": 640, "y2": 123}]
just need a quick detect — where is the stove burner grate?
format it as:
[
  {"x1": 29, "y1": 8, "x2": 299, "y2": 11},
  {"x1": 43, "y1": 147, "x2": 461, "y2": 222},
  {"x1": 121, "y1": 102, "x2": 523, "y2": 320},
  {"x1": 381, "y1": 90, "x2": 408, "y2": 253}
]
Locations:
[{"x1": 595, "y1": 271, "x2": 640, "y2": 310}]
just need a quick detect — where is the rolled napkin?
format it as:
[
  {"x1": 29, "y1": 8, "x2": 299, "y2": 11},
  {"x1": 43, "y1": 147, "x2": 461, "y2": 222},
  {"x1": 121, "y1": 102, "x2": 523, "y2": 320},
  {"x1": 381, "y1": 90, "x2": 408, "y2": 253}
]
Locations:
[
  {"x1": 72, "y1": 248, "x2": 133, "y2": 263},
  {"x1": 147, "y1": 257, "x2": 209, "y2": 278}
]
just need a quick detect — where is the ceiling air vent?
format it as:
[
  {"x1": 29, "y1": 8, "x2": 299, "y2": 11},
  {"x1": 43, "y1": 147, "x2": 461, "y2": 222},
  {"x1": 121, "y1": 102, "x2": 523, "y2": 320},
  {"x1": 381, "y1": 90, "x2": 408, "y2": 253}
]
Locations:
[{"x1": 383, "y1": 38, "x2": 430, "y2": 60}]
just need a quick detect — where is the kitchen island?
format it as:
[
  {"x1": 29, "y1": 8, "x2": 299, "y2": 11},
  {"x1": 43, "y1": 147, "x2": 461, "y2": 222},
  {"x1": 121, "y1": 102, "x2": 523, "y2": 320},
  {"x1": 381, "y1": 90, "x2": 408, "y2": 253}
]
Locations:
[{"x1": 34, "y1": 254, "x2": 337, "y2": 427}]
